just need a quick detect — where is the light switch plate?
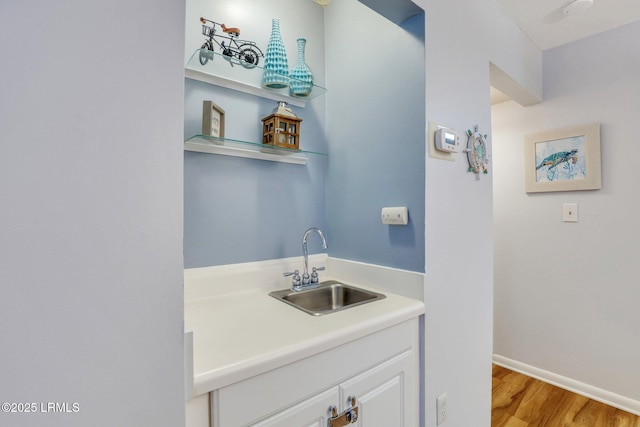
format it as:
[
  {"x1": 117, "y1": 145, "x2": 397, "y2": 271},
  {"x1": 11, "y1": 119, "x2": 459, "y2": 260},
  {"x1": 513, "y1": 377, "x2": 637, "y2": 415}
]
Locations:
[{"x1": 563, "y1": 203, "x2": 578, "y2": 222}]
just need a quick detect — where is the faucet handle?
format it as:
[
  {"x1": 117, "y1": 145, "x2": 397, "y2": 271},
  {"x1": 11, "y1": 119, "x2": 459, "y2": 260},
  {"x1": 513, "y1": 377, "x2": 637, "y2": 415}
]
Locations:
[
  {"x1": 310, "y1": 266, "x2": 325, "y2": 284},
  {"x1": 284, "y1": 270, "x2": 302, "y2": 289},
  {"x1": 284, "y1": 270, "x2": 300, "y2": 276}
]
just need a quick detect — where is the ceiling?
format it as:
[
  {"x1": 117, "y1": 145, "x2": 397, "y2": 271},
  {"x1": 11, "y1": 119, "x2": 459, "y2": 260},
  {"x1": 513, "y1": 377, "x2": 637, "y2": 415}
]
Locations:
[
  {"x1": 495, "y1": 0, "x2": 640, "y2": 51},
  {"x1": 318, "y1": 0, "x2": 640, "y2": 103},
  {"x1": 491, "y1": 0, "x2": 640, "y2": 104}
]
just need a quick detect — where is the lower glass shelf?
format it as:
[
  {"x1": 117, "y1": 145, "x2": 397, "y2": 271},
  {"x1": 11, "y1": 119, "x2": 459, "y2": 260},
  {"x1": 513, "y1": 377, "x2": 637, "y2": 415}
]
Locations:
[{"x1": 184, "y1": 135, "x2": 327, "y2": 165}]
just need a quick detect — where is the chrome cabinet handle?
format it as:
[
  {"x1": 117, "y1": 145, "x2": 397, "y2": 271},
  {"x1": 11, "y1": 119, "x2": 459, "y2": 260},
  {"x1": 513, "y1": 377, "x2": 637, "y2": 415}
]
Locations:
[{"x1": 328, "y1": 396, "x2": 358, "y2": 427}]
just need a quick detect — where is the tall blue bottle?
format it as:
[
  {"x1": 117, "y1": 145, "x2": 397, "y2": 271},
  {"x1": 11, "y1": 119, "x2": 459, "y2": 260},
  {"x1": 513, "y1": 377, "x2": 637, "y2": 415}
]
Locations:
[{"x1": 262, "y1": 19, "x2": 289, "y2": 89}]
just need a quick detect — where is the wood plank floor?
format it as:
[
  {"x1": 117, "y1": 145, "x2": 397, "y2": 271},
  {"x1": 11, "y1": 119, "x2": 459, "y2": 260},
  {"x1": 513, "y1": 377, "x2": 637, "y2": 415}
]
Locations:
[{"x1": 492, "y1": 365, "x2": 640, "y2": 427}]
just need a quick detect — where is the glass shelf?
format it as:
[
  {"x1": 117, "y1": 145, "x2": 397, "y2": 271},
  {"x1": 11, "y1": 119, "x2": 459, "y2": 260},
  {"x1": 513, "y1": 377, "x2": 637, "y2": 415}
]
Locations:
[
  {"x1": 184, "y1": 49, "x2": 326, "y2": 108},
  {"x1": 184, "y1": 134, "x2": 327, "y2": 165}
]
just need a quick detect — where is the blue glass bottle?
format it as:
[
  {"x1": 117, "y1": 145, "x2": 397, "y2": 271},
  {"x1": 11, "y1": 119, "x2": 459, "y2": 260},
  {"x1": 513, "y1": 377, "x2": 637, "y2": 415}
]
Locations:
[{"x1": 289, "y1": 38, "x2": 313, "y2": 97}]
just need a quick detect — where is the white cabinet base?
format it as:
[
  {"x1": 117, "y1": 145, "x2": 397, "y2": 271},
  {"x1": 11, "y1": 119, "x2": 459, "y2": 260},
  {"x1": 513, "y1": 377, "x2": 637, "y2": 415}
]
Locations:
[{"x1": 208, "y1": 319, "x2": 420, "y2": 427}]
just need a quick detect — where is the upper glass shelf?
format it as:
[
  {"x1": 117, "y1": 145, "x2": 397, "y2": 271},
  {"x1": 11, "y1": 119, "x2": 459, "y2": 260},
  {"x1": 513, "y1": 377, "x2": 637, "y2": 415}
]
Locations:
[{"x1": 184, "y1": 49, "x2": 327, "y2": 108}]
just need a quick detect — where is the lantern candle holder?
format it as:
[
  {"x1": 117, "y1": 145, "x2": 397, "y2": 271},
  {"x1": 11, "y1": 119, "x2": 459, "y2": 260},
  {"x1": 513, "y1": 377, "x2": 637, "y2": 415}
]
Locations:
[{"x1": 261, "y1": 101, "x2": 302, "y2": 151}]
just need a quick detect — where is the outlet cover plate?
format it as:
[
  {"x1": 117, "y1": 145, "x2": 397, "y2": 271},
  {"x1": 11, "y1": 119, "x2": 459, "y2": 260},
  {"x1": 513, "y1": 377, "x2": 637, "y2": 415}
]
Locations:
[{"x1": 437, "y1": 392, "x2": 447, "y2": 424}]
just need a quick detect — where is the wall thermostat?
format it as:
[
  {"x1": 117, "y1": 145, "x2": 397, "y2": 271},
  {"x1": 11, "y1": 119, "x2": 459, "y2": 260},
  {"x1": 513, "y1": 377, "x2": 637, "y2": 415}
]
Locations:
[{"x1": 434, "y1": 127, "x2": 459, "y2": 153}]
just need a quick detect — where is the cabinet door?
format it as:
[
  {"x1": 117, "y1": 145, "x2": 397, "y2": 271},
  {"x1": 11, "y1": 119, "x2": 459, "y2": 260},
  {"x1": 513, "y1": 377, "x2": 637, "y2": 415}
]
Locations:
[
  {"x1": 339, "y1": 350, "x2": 416, "y2": 427},
  {"x1": 249, "y1": 387, "x2": 339, "y2": 427}
]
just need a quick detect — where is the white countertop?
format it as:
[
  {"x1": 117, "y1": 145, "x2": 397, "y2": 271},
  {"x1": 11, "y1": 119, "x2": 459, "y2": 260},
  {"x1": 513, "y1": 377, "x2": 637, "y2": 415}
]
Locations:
[{"x1": 185, "y1": 271, "x2": 425, "y2": 396}]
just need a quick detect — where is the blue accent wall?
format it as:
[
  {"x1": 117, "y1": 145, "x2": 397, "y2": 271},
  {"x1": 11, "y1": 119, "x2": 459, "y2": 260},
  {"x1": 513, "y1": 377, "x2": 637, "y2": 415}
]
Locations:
[
  {"x1": 325, "y1": 2, "x2": 425, "y2": 272},
  {"x1": 183, "y1": 0, "x2": 425, "y2": 272},
  {"x1": 184, "y1": 1, "x2": 328, "y2": 268},
  {"x1": 184, "y1": 81, "x2": 327, "y2": 268}
]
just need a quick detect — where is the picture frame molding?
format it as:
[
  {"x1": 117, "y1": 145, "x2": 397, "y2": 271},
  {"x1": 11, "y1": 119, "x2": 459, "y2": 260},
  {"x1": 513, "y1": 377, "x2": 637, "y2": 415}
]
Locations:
[{"x1": 524, "y1": 123, "x2": 601, "y2": 193}]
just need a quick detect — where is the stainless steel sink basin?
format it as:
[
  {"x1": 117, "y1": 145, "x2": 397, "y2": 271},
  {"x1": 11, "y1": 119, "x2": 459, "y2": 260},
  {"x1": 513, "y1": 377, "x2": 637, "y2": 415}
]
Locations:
[{"x1": 269, "y1": 280, "x2": 386, "y2": 316}]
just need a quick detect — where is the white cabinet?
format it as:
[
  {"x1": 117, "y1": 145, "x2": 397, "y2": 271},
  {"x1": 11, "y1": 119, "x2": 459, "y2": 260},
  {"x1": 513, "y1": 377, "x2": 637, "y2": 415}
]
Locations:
[
  {"x1": 249, "y1": 350, "x2": 414, "y2": 427},
  {"x1": 203, "y1": 318, "x2": 419, "y2": 427}
]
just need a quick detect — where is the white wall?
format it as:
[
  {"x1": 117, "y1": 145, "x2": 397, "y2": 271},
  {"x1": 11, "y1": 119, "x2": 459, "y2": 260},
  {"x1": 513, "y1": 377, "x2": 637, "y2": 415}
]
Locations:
[
  {"x1": 493, "y1": 20, "x2": 640, "y2": 414},
  {"x1": 416, "y1": 0, "x2": 542, "y2": 425},
  {"x1": 0, "y1": 1, "x2": 185, "y2": 426}
]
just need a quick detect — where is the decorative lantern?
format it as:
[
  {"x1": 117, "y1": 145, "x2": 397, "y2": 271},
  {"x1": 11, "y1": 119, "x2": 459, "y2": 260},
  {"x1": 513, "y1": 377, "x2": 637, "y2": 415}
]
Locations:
[{"x1": 261, "y1": 101, "x2": 302, "y2": 150}]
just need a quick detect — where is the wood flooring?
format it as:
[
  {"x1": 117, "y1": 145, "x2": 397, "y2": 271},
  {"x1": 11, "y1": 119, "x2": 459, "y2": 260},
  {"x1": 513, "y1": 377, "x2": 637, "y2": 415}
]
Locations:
[{"x1": 492, "y1": 365, "x2": 640, "y2": 427}]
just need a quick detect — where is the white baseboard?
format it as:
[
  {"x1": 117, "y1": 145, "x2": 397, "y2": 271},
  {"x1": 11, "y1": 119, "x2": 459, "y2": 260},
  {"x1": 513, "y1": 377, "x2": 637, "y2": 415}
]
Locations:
[{"x1": 493, "y1": 354, "x2": 640, "y2": 416}]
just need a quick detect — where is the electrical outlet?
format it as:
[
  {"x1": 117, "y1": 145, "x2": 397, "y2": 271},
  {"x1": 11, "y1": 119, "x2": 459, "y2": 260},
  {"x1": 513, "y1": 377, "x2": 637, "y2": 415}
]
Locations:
[
  {"x1": 381, "y1": 206, "x2": 408, "y2": 225},
  {"x1": 437, "y1": 392, "x2": 447, "y2": 425}
]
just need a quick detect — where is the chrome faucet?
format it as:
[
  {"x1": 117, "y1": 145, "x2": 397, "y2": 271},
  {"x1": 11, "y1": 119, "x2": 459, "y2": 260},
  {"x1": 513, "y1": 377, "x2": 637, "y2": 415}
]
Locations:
[
  {"x1": 302, "y1": 227, "x2": 327, "y2": 286},
  {"x1": 284, "y1": 227, "x2": 327, "y2": 291}
]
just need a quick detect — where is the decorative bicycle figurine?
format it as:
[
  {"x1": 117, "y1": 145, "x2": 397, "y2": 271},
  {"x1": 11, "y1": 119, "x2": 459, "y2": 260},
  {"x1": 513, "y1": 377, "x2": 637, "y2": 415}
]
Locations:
[{"x1": 198, "y1": 17, "x2": 264, "y2": 68}]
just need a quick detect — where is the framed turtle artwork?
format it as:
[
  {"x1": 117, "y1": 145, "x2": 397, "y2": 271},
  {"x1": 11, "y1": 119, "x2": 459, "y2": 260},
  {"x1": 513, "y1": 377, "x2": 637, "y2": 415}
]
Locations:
[{"x1": 524, "y1": 123, "x2": 601, "y2": 193}]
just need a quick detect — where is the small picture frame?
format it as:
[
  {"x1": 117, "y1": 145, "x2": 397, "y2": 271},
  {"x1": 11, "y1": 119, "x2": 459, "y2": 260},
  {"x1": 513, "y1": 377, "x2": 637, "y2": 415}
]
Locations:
[
  {"x1": 202, "y1": 101, "x2": 225, "y2": 138},
  {"x1": 524, "y1": 123, "x2": 601, "y2": 193}
]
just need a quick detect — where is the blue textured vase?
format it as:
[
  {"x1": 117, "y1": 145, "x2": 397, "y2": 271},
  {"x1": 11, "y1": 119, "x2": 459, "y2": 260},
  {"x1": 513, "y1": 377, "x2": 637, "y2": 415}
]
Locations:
[
  {"x1": 289, "y1": 38, "x2": 313, "y2": 97},
  {"x1": 262, "y1": 19, "x2": 289, "y2": 89}
]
